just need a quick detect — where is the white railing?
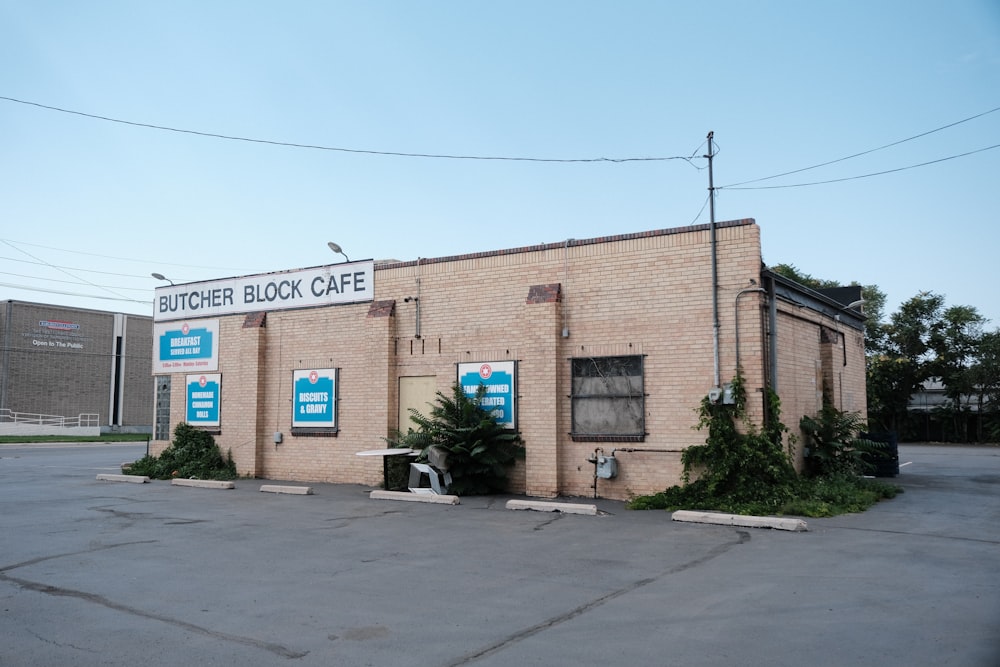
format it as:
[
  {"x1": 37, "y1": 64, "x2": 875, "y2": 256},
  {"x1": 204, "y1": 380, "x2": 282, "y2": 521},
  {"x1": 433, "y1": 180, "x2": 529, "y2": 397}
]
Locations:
[{"x1": 0, "y1": 409, "x2": 101, "y2": 429}]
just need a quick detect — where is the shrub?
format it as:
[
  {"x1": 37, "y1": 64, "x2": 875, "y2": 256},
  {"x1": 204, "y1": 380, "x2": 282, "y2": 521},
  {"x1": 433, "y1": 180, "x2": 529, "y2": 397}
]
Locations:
[
  {"x1": 627, "y1": 375, "x2": 902, "y2": 517},
  {"x1": 388, "y1": 383, "x2": 524, "y2": 495},
  {"x1": 667, "y1": 375, "x2": 798, "y2": 512},
  {"x1": 126, "y1": 422, "x2": 237, "y2": 480},
  {"x1": 800, "y1": 405, "x2": 886, "y2": 477}
]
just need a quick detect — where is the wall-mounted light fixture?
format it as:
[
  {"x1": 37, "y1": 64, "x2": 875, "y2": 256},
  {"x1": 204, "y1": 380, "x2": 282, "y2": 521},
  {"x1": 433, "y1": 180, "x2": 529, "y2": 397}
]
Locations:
[{"x1": 327, "y1": 241, "x2": 350, "y2": 262}]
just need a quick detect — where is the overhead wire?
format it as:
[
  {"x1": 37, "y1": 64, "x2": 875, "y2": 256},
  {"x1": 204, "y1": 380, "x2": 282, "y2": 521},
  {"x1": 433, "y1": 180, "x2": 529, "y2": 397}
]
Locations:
[
  {"x1": 0, "y1": 281, "x2": 151, "y2": 304},
  {"x1": 0, "y1": 95, "x2": 703, "y2": 166},
  {"x1": 720, "y1": 105, "x2": 1000, "y2": 189},
  {"x1": 0, "y1": 270, "x2": 152, "y2": 292},
  {"x1": 2, "y1": 239, "x2": 136, "y2": 302},
  {"x1": 0, "y1": 238, "x2": 251, "y2": 272},
  {"x1": 0, "y1": 254, "x2": 184, "y2": 279},
  {"x1": 2, "y1": 95, "x2": 996, "y2": 306},
  {"x1": 721, "y1": 143, "x2": 1000, "y2": 190}
]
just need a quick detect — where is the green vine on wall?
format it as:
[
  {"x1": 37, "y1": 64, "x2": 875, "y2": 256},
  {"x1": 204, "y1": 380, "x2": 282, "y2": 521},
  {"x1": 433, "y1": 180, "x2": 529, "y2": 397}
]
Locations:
[
  {"x1": 670, "y1": 374, "x2": 798, "y2": 511},
  {"x1": 629, "y1": 374, "x2": 901, "y2": 516}
]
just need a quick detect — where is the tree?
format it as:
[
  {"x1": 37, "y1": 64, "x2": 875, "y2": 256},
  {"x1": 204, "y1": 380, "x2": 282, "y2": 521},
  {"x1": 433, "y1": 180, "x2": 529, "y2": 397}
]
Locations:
[
  {"x1": 928, "y1": 305, "x2": 987, "y2": 440},
  {"x1": 865, "y1": 292, "x2": 944, "y2": 433},
  {"x1": 961, "y1": 330, "x2": 1000, "y2": 441},
  {"x1": 773, "y1": 262, "x2": 999, "y2": 442}
]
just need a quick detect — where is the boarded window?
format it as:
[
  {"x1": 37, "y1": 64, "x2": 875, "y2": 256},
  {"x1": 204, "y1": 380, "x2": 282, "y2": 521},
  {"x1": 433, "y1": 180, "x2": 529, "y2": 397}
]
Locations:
[{"x1": 570, "y1": 356, "x2": 645, "y2": 442}]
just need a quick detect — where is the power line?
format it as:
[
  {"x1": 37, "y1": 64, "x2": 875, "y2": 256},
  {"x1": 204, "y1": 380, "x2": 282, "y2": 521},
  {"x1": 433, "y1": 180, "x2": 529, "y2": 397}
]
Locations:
[
  {"x1": 0, "y1": 238, "x2": 252, "y2": 272},
  {"x1": 2, "y1": 239, "x2": 133, "y2": 302},
  {"x1": 721, "y1": 105, "x2": 1000, "y2": 188},
  {"x1": 0, "y1": 270, "x2": 152, "y2": 292},
  {"x1": 0, "y1": 95, "x2": 703, "y2": 166},
  {"x1": 0, "y1": 255, "x2": 174, "y2": 279},
  {"x1": 0, "y1": 281, "x2": 150, "y2": 304},
  {"x1": 721, "y1": 143, "x2": 1000, "y2": 190}
]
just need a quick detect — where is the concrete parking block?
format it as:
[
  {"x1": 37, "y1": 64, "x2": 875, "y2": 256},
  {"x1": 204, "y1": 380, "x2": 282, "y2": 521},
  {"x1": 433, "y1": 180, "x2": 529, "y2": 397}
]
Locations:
[
  {"x1": 672, "y1": 510, "x2": 808, "y2": 531},
  {"x1": 170, "y1": 478, "x2": 235, "y2": 490},
  {"x1": 370, "y1": 490, "x2": 460, "y2": 504},
  {"x1": 96, "y1": 473, "x2": 149, "y2": 484},
  {"x1": 506, "y1": 499, "x2": 599, "y2": 515},
  {"x1": 260, "y1": 484, "x2": 313, "y2": 495}
]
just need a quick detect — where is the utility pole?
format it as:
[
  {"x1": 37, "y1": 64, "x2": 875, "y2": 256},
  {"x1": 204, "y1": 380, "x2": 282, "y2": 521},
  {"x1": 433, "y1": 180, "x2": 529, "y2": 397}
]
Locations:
[{"x1": 706, "y1": 131, "x2": 720, "y2": 389}]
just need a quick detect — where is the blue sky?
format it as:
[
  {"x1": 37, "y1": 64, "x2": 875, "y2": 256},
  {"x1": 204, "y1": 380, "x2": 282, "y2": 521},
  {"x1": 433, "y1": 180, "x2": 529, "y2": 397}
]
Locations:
[{"x1": 2, "y1": 1, "x2": 999, "y2": 327}]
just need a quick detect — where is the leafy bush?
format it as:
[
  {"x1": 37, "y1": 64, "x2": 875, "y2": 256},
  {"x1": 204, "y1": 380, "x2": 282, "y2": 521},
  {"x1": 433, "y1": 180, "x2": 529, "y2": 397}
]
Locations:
[
  {"x1": 628, "y1": 376, "x2": 902, "y2": 517},
  {"x1": 663, "y1": 376, "x2": 798, "y2": 512},
  {"x1": 125, "y1": 422, "x2": 237, "y2": 480},
  {"x1": 800, "y1": 405, "x2": 886, "y2": 477},
  {"x1": 388, "y1": 383, "x2": 524, "y2": 495}
]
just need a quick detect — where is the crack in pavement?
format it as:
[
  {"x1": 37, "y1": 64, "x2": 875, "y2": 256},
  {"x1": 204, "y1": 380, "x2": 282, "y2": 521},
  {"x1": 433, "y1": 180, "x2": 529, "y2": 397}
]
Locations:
[
  {"x1": 0, "y1": 542, "x2": 308, "y2": 660},
  {"x1": 0, "y1": 541, "x2": 159, "y2": 573},
  {"x1": 1, "y1": 572, "x2": 308, "y2": 659},
  {"x1": 443, "y1": 528, "x2": 751, "y2": 667}
]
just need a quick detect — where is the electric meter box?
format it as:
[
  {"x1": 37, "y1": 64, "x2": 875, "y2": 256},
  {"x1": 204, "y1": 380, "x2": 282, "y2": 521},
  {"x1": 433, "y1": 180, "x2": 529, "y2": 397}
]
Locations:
[{"x1": 596, "y1": 455, "x2": 618, "y2": 479}]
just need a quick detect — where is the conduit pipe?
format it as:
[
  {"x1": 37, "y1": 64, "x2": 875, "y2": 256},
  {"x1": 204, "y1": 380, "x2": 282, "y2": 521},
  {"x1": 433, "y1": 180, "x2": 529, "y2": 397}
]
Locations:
[{"x1": 734, "y1": 287, "x2": 766, "y2": 374}]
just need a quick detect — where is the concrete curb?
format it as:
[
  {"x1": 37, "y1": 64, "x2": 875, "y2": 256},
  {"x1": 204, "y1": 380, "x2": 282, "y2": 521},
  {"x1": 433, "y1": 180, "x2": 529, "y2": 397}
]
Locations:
[
  {"x1": 96, "y1": 473, "x2": 149, "y2": 484},
  {"x1": 260, "y1": 484, "x2": 313, "y2": 495},
  {"x1": 672, "y1": 510, "x2": 807, "y2": 532},
  {"x1": 170, "y1": 478, "x2": 235, "y2": 490},
  {"x1": 370, "y1": 490, "x2": 460, "y2": 505},
  {"x1": 506, "y1": 500, "x2": 599, "y2": 516}
]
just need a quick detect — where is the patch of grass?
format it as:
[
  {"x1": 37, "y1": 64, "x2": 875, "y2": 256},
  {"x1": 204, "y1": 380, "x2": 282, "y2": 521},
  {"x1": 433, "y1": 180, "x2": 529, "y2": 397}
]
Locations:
[
  {"x1": 0, "y1": 433, "x2": 150, "y2": 444},
  {"x1": 627, "y1": 475, "x2": 901, "y2": 517}
]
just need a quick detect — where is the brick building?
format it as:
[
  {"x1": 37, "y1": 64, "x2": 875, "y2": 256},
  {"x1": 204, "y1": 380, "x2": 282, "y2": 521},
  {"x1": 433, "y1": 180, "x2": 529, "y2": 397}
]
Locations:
[
  {"x1": 0, "y1": 300, "x2": 153, "y2": 432},
  {"x1": 150, "y1": 218, "x2": 866, "y2": 500}
]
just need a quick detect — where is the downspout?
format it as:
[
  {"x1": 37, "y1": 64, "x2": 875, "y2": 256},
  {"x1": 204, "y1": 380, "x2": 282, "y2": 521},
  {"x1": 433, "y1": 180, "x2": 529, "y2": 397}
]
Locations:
[
  {"x1": 734, "y1": 287, "x2": 766, "y2": 374},
  {"x1": 767, "y1": 274, "x2": 778, "y2": 393}
]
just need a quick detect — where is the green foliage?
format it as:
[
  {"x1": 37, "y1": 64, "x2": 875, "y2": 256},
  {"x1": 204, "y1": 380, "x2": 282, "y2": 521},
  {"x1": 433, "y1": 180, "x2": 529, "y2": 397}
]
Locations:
[
  {"x1": 800, "y1": 405, "x2": 885, "y2": 477},
  {"x1": 125, "y1": 422, "x2": 236, "y2": 480},
  {"x1": 780, "y1": 474, "x2": 901, "y2": 518},
  {"x1": 635, "y1": 375, "x2": 799, "y2": 513},
  {"x1": 387, "y1": 383, "x2": 524, "y2": 495},
  {"x1": 627, "y1": 376, "x2": 902, "y2": 517}
]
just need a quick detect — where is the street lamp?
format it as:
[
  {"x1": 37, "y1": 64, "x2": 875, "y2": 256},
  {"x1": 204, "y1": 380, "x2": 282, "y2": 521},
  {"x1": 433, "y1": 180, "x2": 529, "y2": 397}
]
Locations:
[
  {"x1": 327, "y1": 241, "x2": 350, "y2": 262},
  {"x1": 151, "y1": 272, "x2": 174, "y2": 286},
  {"x1": 846, "y1": 299, "x2": 866, "y2": 313}
]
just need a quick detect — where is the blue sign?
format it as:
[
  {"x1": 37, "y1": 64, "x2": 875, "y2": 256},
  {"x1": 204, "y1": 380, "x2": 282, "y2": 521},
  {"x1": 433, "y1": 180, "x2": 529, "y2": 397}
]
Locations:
[
  {"x1": 458, "y1": 361, "x2": 516, "y2": 429},
  {"x1": 292, "y1": 369, "x2": 337, "y2": 428},
  {"x1": 154, "y1": 320, "x2": 220, "y2": 372},
  {"x1": 161, "y1": 327, "x2": 213, "y2": 360},
  {"x1": 186, "y1": 374, "x2": 221, "y2": 426}
]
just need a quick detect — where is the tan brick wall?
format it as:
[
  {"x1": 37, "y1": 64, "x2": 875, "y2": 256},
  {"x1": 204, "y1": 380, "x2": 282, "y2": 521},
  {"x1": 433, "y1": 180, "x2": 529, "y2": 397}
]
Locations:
[
  {"x1": 772, "y1": 302, "x2": 869, "y2": 470},
  {"x1": 152, "y1": 220, "x2": 867, "y2": 500}
]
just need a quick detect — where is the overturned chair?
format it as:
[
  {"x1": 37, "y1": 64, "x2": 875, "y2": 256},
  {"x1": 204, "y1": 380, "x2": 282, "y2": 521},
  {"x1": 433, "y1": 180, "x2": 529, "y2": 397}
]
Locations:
[{"x1": 408, "y1": 446, "x2": 452, "y2": 495}]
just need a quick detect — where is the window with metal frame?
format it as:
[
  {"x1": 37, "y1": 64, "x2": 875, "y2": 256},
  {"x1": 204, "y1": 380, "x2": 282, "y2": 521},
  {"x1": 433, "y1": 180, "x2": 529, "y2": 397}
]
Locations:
[{"x1": 570, "y1": 355, "x2": 646, "y2": 442}]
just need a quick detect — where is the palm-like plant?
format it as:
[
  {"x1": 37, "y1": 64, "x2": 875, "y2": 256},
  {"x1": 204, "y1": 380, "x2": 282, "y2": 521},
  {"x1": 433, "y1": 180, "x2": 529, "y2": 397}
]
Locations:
[{"x1": 389, "y1": 383, "x2": 524, "y2": 495}]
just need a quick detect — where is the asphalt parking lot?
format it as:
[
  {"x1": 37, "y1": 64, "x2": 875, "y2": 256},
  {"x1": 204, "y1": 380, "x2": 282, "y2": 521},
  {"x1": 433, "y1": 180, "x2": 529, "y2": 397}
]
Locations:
[{"x1": 1, "y1": 442, "x2": 998, "y2": 666}]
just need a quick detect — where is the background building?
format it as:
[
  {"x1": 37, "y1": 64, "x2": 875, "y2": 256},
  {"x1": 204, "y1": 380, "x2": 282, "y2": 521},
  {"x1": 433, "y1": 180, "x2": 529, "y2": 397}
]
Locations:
[
  {"x1": 0, "y1": 300, "x2": 153, "y2": 434},
  {"x1": 150, "y1": 219, "x2": 867, "y2": 500}
]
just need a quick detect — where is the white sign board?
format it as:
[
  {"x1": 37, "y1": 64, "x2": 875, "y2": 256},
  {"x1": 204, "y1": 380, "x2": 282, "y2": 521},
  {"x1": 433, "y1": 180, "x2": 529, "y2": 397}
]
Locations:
[{"x1": 153, "y1": 261, "x2": 374, "y2": 322}]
